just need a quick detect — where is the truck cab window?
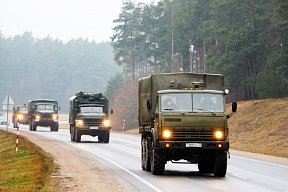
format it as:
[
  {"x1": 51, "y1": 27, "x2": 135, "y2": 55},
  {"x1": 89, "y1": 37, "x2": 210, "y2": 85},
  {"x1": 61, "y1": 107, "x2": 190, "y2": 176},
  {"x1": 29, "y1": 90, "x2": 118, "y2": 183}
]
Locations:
[
  {"x1": 161, "y1": 93, "x2": 192, "y2": 112},
  {"x1": 193, "y1": 93, "x2": 224, "y2": 112},
  {"x1": 36, "y1": 104, "x2": 54, "y2": 110},
  {"x1": 80, "y1": 106, "x2": 103, "y2": 113}
]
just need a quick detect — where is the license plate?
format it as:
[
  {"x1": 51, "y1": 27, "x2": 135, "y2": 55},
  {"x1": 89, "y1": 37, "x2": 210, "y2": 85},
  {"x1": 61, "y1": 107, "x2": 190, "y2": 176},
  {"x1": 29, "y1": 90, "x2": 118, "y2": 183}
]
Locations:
[
  {"x1": 90, "y1": 126, "x2": 99, "y2": 129},
  {"x1": 186, "y1": 143, "x2": 202, "y2": 148}
]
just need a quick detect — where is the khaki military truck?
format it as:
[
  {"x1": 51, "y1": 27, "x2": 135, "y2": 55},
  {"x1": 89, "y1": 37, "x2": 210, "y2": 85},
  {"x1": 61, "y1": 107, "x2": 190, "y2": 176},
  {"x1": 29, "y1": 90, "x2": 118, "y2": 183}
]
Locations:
[
  {"x1": 28, "y1": 99, "x2": 60, "y2": 131},
  {"x1": 69, "y1": 91, "x2": 112, "y2": 143},
  {"x1": 12, "y1": 104, "x2": 29, "y2": 128},
  {"x1": 139, "y1": 73, "x2": 237, "y2": 176}
]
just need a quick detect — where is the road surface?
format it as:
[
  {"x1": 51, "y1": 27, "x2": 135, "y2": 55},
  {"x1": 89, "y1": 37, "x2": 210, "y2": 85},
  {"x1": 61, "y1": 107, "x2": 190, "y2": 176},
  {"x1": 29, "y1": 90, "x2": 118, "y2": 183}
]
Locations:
[{"x1": 2, "y1": 125, "x2": 288, "y2": 192}]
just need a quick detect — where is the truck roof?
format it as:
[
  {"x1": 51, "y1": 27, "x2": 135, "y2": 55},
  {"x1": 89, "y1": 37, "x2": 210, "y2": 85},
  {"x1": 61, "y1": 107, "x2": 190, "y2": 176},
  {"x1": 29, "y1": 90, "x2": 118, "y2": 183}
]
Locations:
[
  {"x1": 28, "y1": 99, "x2": 57, "y2": 104},
  {"x1": 157, "y1": 90, "x2": 225, "y2": 94}
]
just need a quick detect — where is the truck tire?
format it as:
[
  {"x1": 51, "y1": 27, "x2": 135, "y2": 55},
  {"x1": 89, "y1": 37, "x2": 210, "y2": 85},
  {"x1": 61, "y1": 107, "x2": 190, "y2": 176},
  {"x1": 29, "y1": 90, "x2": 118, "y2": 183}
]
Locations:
[
  {"x1": 141, "y1": 138, "x2": 151, "y2": 171},
  {"x1": 98, "y1": 131, "x2": 110, "y2": 143},
  {"x1": 51, "y1": 123, "x2": 59, "y2": 132},
  {"x1": 70, "y1": 125, "x2": 75, "y2": 141},
  {"x1": 32, "y1": 122, "x2": 37, "y2": 131},
  {"x1": 103, "y1": 131, "x2": 110, "y2": 143},
  {"x1": 198, "y1": 152, "x2": 215, "y2": 173},
  {"x1": 213, "y1": 151, "x2": 227, "y2": 177},
  {"x1": 150, "y1": 142, "x2": 165, "y2": 175},
  {"x1": 13, "y1": 119, "x2": 17, "y2": 128},
  {"x1": 29, "y1": 121, "x2": 32, "y2": 131},
  {"x1": 141, "y1": 138, "x2": 145, "y2": 170},
  {"x1": 75, "y1": 130, "x2": 81, "y2": 142}
]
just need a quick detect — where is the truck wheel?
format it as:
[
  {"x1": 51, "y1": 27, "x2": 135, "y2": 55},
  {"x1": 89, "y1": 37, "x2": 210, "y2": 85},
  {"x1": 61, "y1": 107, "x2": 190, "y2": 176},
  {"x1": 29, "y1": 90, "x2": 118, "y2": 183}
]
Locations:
[
  {"x1": 141, "y1": 139, "x2": 145, "y2": 170},
  {"x1": 213, "y1": 151, "x2": 227, "y2": 177},
  {"x1": 75, "y1": 130, "x2": 81, "y2": 142},
  {"x1": 103, "y1": 131, "x2": 110, "y2": 143},
  {"x1": 70, "y1": 125, "x2": 75, "y2": 141},
  {"x1": 29, "y1": 122, "x2": 32, "y2": 131},
  {"x1": 198, "y1": 152, "x2": 215, "y2": 173},
  {"x1": 13, "y1": 119, "x2": 17, "y2": 128},
  {"x1": 150, "y1": 142, "x2": 165, "y2": 175},
  {"x1": 32, "y1": 123, "x2": 37, "y2": 131},
  {"x1": 141, "y1": 138, "x2": 151, "y2": 171},
  {"x1": 51, "y1": 123, "x2": 59, "y2": 132},
  {"x1": 98, "y1": 131, "x2": 109, "y2": 143}
]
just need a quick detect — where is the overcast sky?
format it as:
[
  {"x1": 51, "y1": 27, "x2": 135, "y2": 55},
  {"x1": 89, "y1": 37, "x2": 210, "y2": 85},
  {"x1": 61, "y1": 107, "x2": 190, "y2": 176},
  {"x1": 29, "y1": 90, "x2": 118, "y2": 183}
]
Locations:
[{"x1": 0, "y1": 0, "x2": 157, "y2": 42}]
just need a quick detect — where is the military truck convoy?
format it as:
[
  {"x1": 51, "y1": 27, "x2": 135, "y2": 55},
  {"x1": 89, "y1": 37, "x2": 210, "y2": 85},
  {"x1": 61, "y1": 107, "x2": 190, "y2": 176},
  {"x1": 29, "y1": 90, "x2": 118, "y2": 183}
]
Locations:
[
  {"x1": 7, "y1": 72, "x2": 238, "y2": 177},
  {"x1": 12, "y1": 104, "x2": 29, "y2": 128},
  {"x1": 138, "y1": 73, "x2": 237, "y2": 176},
  {"x1": 69, "y1": 91, "x2": 112, "y2": 143},
  {"x1": 28, "y1": 99, "x2": 60, "y2": 131}
]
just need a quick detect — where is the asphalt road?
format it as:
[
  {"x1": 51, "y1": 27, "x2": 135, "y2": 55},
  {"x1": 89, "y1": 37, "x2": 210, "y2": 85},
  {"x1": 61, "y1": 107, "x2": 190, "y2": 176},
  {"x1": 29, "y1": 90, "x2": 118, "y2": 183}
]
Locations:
[{"x1": 3, "y1": 125, "x2": 288, "y2": 192}]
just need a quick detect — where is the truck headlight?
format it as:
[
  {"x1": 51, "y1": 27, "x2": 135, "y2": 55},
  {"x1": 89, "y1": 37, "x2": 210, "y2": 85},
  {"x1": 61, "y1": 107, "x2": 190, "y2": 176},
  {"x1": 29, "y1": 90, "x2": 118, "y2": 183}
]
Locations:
[
  {"x1": 17, "y1": 114, "x2": 23, "y2": 119},
  {"x1": 163, "y1": 130, "x2": 171, "y2": 138},
  {"x1": 35, "y1": 115, "x2": 40, "y2": 120},
  {"x1": 103, "y1": 120, "x2": 110, "y2": 127},
  {"x1": 76, "y1": 120, "x2": 84, "y2": 126},
  {"x1": 52, "y1": 114, "x2": 58, "y2": 120},
  {"x1": 215, "y1": 131, "x2": 223, "y2": 139}
]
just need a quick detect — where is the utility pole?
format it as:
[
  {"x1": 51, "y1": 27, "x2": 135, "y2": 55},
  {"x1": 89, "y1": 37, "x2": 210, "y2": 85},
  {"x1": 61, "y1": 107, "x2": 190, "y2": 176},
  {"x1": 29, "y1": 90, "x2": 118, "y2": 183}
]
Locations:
[{"x1": 171, "y1": 1, "x2": 174, "y2": 72}]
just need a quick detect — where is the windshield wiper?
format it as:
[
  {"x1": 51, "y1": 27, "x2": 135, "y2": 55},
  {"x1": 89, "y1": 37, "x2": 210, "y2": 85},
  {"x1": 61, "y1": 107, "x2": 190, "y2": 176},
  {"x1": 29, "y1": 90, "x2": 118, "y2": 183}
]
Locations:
[
  {"x1": 194, "y1": 108, "x2": 216, "y2": 115},
  {"x1": 163, "y1": 108, "x2": 174, "y2": 111}
]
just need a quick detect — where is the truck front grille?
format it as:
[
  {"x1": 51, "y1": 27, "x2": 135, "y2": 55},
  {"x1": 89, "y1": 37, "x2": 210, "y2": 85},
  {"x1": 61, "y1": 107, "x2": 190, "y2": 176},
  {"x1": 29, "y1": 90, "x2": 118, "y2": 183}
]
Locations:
[
  {"x1": 84, "y1": 118, "x2": 102, "y2": 126},
  {"x1": 172, "y1": 130, "x2": 214, "y2": 140},
  {"x1": 42, "y1": 114, "x2": 51, "y2": 119}
]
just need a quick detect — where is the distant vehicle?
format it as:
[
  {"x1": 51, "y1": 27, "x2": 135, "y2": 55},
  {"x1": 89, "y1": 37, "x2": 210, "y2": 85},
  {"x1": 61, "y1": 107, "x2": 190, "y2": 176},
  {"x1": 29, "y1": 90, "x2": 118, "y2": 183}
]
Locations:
[
  {"x1": 0, "y1": 116, "x2": 10, "y2": 126},
  {"x1": 28, "y1": 99, "x2": 60, "y2": 131},
  {"x1": 138, "y1": 73, "x2": 237, "y2": 176},
  {"x1": 12, "y1": 105, "x2": 29, "y2": 128},
  {"x1": 69, "y1": 91, "x2": 112, "y2": 143}
]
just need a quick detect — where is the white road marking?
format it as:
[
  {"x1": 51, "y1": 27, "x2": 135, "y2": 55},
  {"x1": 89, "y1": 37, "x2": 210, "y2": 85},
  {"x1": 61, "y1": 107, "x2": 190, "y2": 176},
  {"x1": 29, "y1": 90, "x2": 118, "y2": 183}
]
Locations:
[{"x1": 231, "y1": 174, "x2": 247, "y2": 180}]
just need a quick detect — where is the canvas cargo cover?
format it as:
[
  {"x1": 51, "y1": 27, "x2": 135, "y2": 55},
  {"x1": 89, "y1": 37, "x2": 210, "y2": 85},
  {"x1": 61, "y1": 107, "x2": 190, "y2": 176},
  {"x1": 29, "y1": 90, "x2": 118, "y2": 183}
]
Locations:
[{"x1": 138, "y1": 73, "x2": 224, "y2": 124}]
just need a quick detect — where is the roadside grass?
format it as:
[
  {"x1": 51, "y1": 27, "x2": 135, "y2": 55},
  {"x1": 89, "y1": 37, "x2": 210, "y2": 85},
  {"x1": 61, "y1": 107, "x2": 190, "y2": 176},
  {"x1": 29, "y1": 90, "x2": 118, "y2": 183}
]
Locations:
[
  {"x1": 227, "y1": 98, "x2": 288, "y2": 158},
  {"x1": 0, "y1": 130, "x2": 56, "y2": 191}
]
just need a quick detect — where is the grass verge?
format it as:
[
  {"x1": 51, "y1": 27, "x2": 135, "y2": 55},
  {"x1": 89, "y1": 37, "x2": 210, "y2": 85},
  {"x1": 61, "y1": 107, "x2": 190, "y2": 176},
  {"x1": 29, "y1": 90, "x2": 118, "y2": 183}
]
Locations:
[
  {"x1": 227, "y1": 98, "x2": 288, "y2": 158},
  {"x1": 0, "y1": 130, "x2": 56, "y2": 191}
]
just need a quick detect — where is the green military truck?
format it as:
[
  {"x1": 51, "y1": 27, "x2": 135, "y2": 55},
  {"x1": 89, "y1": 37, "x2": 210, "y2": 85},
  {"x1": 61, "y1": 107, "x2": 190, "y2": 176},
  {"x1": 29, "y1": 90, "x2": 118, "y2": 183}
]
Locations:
[
  {"x1": 69, "y1": 91, "x2": 112, "y2": 143},
  {"x1": 139, "y1": 73, "x2": 237, "y2": 176},
  {"x1": 12, "y1": 105, "x2": 29, "y2": 128},
  {"x1": 28, "y1": 99, "x2": 60, "y2": 131}
]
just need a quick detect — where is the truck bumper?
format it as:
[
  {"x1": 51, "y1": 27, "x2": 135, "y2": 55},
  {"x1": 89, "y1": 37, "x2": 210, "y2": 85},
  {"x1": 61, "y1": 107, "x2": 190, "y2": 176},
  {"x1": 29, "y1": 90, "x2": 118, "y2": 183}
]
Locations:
[
  {"x1": 76, "y1": 126, "x2": 111, "y2": 136},
  {"x1": 34, "y1": 120, "x2": 58, "y2": 126},
  {"x1": 158, "y1": 140, "x2": 229, "y2": 151}
]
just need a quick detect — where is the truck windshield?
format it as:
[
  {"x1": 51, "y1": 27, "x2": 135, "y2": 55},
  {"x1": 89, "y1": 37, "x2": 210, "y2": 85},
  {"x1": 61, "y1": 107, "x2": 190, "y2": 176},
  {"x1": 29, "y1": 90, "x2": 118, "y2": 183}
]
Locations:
[
  {"x1": 161, "y1": 93, "x2": 224, "y2": 112},
  {"x1": 80, "y1": 106, "x2": 103, "y2": 113},
  {"x1": 36, "y1": 104, "x2": 54, "y2": 110},
  {"x1": 19, "y1": 107, "x2": 28, "y2": 111}
]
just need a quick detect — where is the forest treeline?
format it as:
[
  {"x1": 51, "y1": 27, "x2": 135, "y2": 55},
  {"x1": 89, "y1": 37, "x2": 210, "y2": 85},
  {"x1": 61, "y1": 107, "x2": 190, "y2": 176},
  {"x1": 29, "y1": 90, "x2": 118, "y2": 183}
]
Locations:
[
  {"x1": 107, "y1": 0, "x2": 288, "y2": 130},
  {"x1": 0, "y1": 32, "x2": 120, "y2": 112}
]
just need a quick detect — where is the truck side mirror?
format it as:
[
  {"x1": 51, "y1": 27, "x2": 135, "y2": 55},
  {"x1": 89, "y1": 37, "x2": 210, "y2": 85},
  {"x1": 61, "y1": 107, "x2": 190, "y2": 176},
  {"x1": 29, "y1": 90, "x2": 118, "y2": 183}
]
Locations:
[
  {"x1": 111, "y1": 109, "x2": 113, "y2": 114},
  {"x1": 228, "y1": 102, "x2": 237, "y2": 118},
  {"x1": 59, "y1": 106, "x2": 61, "y2": 110},
  {"x1": 232, "y1": 102, "x2": 237, "y2": 112},
  {"x1": 147, "y1": 99, "x2": 152, "y2": 110}
]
